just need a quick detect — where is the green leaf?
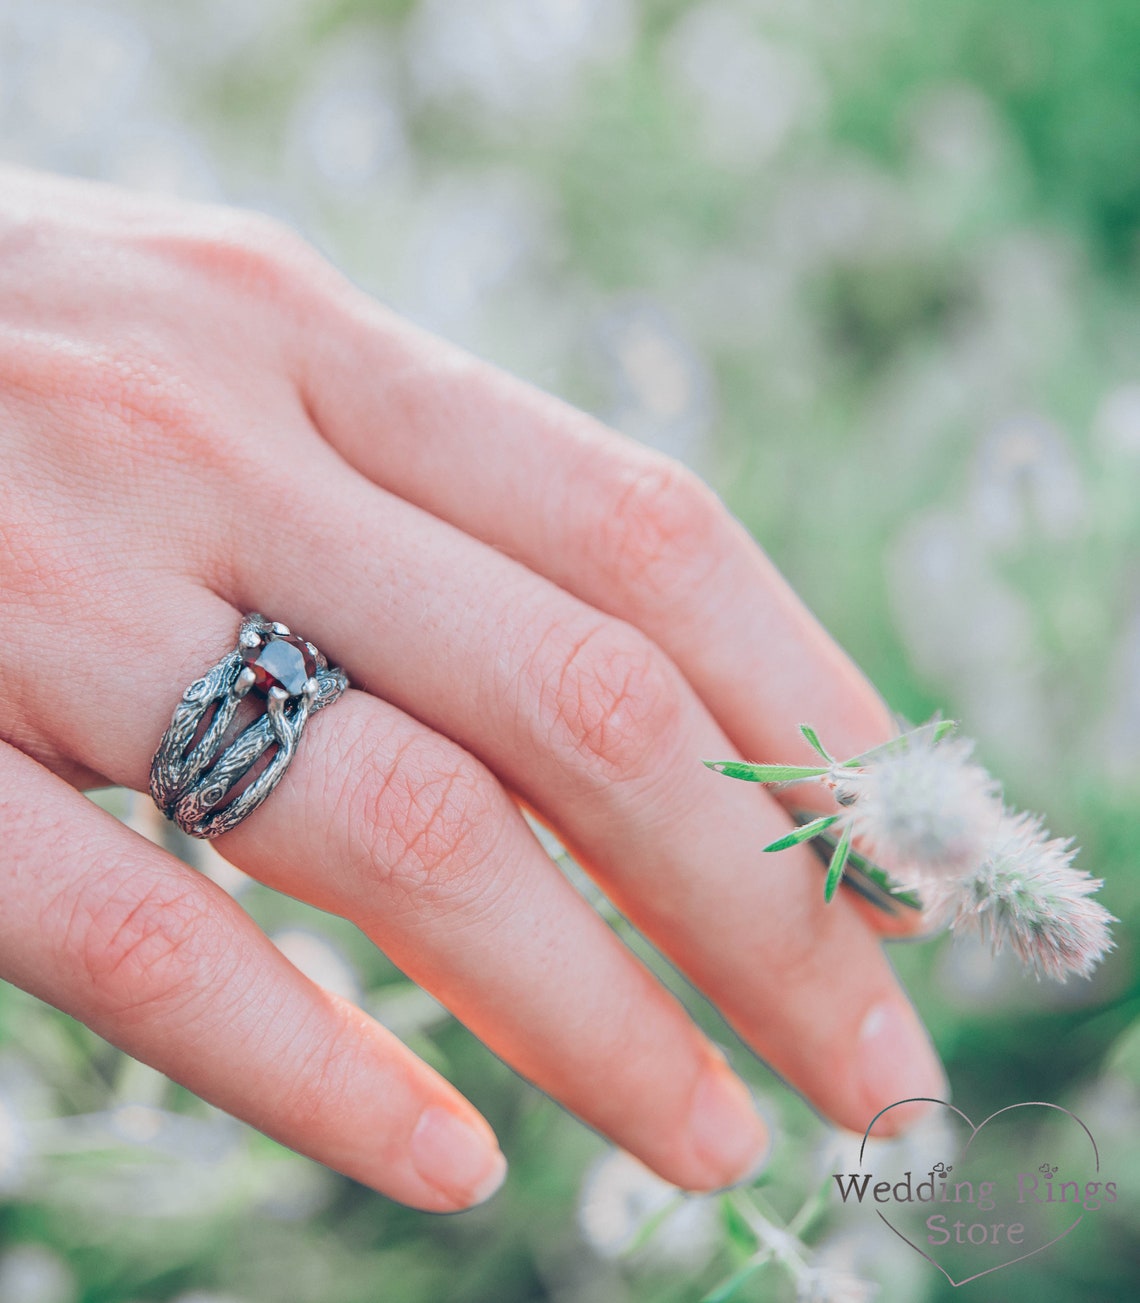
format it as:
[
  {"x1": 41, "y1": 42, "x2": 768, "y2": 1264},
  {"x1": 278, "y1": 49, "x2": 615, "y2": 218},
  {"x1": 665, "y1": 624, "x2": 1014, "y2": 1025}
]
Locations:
[
  {"x1": 701, "y1": 1257, "x2": 772, "y2": 1303},
  {"x1": 623, "y1": 1193, "x2": 685, "y2": 1255},
  {"x1": 798, "y1": 723, "x2": 834, "y2": 761},
  {"x1": 841, "y1": 718, "x2": 959, "y2": 768},
  {"x1": 789, "y1": 811, "x2": 923, "y2": 914},
  {"x1": 845, "y1": 858, "x2": 922, "y2": 912},
  {"x1": 763, "y1": 815, "x2": 839, "y2": 852},
  {"x1": 790, "y1": 1169, "x2": 841, "y2": 1238},
  {"x1": 824, "y1": 823, "x2": 854, "y2": 902},
  {"x1": 721, "y1": 1195, "x2": 757, "y2": 1253},
  {"x1": 703, "y1": 760, "x2": 829, "y2": 783}
]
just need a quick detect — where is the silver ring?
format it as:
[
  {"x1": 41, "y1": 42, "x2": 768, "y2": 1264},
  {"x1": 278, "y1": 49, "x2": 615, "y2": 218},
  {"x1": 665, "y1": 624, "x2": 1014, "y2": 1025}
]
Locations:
[{"x1": 150, "y1": 613, "x2": 348, "y2": 839}]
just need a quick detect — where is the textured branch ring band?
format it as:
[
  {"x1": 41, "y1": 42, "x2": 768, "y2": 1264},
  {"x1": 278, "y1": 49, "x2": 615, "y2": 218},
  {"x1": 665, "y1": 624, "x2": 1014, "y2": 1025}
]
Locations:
[{"x1": 150, "y1": 613, "x2": 348, "y2": 839}]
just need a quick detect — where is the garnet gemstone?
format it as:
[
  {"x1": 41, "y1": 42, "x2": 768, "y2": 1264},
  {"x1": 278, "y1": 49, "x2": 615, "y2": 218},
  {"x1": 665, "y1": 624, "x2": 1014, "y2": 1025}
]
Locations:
[{"x1": 242, "y1": 633, "x2": 316, "y2": 696}]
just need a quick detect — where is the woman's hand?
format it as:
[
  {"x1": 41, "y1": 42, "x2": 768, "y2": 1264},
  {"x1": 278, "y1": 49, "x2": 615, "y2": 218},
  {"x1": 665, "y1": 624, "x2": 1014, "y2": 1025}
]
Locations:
[{"x1": 0, "y1": 166, "x2": 944, "y2": 1212}]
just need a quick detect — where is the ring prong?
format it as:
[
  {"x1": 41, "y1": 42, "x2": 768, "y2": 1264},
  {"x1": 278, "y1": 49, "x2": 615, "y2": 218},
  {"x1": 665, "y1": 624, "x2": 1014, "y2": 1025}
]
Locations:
[
  {"x1": 239, "y1": 628, "x2": 261, "y2": 651},
  {"x1": 266, "y1": 685, "x2": 292, "y2": 742},
  {"x1": 233, "y1": 665, "x2": 257, "y2": 698},
  {"x1": 303, "y1": 676, "x2": 320, "y2": 702},
  {"x1": 271, "y1": 622, "x2": 291, "y2": 636}
]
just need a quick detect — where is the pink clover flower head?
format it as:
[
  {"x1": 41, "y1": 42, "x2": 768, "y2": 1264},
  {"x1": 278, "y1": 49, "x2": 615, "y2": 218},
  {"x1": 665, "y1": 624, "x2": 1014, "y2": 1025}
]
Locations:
[{"x1": 931, "y1": 811, "x2": 1116, "y2": 981}]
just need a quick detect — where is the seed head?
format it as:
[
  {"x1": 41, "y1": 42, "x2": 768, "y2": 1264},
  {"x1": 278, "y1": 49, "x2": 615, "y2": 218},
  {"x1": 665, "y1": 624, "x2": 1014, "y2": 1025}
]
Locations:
[
  {"x1": 839, "y1": 735, "x2": 1002, "y2": 877},
  {"x1": 924, "y1": 811, "x2": 1116, "y2": 981}
]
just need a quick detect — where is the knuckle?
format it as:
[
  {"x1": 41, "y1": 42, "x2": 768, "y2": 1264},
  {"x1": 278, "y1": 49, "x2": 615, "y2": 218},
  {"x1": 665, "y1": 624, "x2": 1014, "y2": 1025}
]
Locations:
[
  {"x1": 56, "y1": 864, "x2": 232, "y2": 1024},
  {"x1": 529, "y1": 619, "x2": 684, "y2": 783},
  {"x1": 151, "y1": 208, "x2": 334, "y2": 308},
  {"x1": 77, "y1": 350, "x2": 261, "y2": 516},
  {"x1": 0, "y1": 324, "x2": 253, "y2": 507},
  {"x1": 596, "y1": 454, "x2": 730, "y2": 604},
  {"x1": 344, "y1": 726, "x2": 506, "y2": 913},
  {"x1": 1, "y1": 326, "x2": 207, "y2": 455},
  {"x1": 87, "y1": 350, "x2": 206, "y2": 447}
]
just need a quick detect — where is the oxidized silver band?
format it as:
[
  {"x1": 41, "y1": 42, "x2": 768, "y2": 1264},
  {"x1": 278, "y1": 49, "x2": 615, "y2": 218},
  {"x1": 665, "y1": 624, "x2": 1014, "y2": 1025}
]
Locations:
[{"x1": 150, "y1": 613, "x2": 348, "y2": 839}]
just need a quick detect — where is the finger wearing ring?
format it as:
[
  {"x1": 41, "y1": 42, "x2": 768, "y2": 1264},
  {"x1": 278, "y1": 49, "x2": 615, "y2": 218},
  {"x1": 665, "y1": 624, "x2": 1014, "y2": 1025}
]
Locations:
[{"x1": 149, "y1": 612, "x2": 348, "y2": 839}]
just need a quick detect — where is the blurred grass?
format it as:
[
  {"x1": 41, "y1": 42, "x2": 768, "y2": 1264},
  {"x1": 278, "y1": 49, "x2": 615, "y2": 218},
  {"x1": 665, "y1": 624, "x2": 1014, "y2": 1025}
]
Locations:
[{"x1": 1, "y1": 0, "x2": 1139, "y2": 1299}]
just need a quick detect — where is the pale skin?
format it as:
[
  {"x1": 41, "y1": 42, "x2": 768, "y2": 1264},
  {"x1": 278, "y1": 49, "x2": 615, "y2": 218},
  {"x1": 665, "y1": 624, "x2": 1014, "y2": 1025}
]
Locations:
[{"x1": 0, "y1": 166, "x2": 944, "y2": 1214}]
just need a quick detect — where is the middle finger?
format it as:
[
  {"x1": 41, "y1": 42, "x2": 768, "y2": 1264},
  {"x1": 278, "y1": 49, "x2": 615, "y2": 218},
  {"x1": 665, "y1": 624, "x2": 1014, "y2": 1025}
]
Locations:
[{"x1": 233, "y1": 443, "x2": 946, "y2": 1136}]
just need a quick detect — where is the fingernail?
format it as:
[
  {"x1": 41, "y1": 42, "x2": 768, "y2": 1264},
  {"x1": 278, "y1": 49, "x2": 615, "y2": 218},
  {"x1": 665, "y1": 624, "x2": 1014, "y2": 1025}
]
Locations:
[
  {"x1": 687, "y1": 1061, "x2": 770, "y2": 1189},
  {"x1": 410, "y1": 1106, "x2": 508, "y2": 1208},
  {"x1": 857, "y1": 1000, "x2": 947, "y2": 1134}
]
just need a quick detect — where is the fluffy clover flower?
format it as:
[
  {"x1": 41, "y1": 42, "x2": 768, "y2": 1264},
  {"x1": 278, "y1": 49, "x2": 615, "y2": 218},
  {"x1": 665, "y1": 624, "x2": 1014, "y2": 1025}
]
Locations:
[
  {"x1": 921, "y1": 811, "x2": 1116, "y2": 980},
  {"x1": 835, "y1": 734, "x2": 1002, "y2": 878},
  {"x1": 577, "y1": 1149, "x2": 720, "y2": 1264},
  {"x1": 704, "y1": 719, "x2": 1115, "y2": 982}
]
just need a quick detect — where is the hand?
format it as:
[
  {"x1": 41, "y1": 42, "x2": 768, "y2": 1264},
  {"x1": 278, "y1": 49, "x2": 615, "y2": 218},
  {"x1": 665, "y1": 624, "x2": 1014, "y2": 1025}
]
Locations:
[{"x1": 0, "y1": 167, "x2": 944, "y2": 1212}]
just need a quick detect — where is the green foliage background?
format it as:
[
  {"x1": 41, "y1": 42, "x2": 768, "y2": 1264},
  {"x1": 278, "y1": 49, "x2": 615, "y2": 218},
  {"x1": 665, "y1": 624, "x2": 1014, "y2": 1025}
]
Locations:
[{"x1": 1, "y1": 1, "x2": 1138, "y2": 1299}]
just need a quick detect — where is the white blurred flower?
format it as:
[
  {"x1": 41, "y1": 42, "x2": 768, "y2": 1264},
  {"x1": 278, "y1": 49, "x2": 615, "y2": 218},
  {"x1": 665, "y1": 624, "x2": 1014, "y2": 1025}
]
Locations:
[
  {"x1": 302, "y1": 85, "x2": 403, "y2": 187},
  {"x1": 1072, "y1": 1071, "x2": 1140, "y2": 1153},
  {"x1": 970, "y1": 414, "x2": 1086, "y2": 548},
  {"x1": 1094, "y1": 383, "x2": 1140, "y2": 459},
  {"x1": 172, "y1": 1293, "x2": 252, "y2": 1303},
  {"x1": 190, "y1": 0, "x2": 313, "y2": 63},
  {"x1": 370, "y1": 983, "x2": 451, "y2": 1039},
  {"x1": 887, "y1": 510, "x2": 1037, "y2": 682},
  {"x1": 0, "y1": 1086, "x2": 33, "y2": 1196},
  {"x1": 401, "y1": 171, "x2": 550, "y2": 333},
  {"x1": 768, "y1": 157, "x2": 913, "y2": 267},
  {"x1": 934, "y1": 929, "x2": 1027, "y2": 1006},
  {"x1": 101, "y1": 123, "x2": 221, "y2": 200},
  {"x1": 886, "y1": 510, "x2": 1052, "y2": 770},
  {"x1": 111, "y1": 1103, "x2": 164, "y2": 1145},
  {"x1": 663, "y1": 4, "x2": 824, "y2": 168},
  {"x1": 798, "y1": 1226, "x2": 928, "y2": 1303},
  {"x1": 271, "y1": 928, "x2": 361, "y2": 1004},
  {"x1": 253, "y1": 1158, "x2": 336, "y2": 1222},
  {"x1": 190, "y1": 838, "x2": 253, "y2": 898},
  {"x1": 0, "y1": 1244, "x2": 77, "y2": 1303},
  {"x1": 1099, "y1": 604, "x2": 1140, "y2": 784},
  {"x1": 15, "y1": 3, "x2": 150, "y2": 141},
  {"x1": 596, "y1": 300, "x2": 713, "y2": 463},
  {"x1": 924, "y1": 811, "x2": 1115, "y2": 981},
  {"x1": 823, "y1": 1105, "x2": 959, "y2": 1183},
  {"x1": 33, "y1": 1102, "x2": 239, "y2": 1165},
  {"x1": 908, "y1": 83, "x2": 1009, "y2": 186},
  {"x1": 795, "y1": 1265, "x2": 878, "y2": 1303},
  {"x1": 0, "y1": 1056, "x2": 53, "y2": 1198},
  {"x1": 407, "y1": 0, "x2": 633, "y2": 118},
  {"x1": 967, "y1": 232, "x2": 1077, "y2": 380},
  {"x1": 286, "y1": 35, "x2": 407, "y2": 191},
  {"x1": 578, "y1": 1150, "x2": 718, "y2": 1266}
]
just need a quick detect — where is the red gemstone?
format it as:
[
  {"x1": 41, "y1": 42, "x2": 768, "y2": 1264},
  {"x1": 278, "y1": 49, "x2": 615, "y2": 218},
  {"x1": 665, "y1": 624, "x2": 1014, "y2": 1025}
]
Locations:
[{"x1": 242, "y1": 633, "x2": 316, "y2": 696}]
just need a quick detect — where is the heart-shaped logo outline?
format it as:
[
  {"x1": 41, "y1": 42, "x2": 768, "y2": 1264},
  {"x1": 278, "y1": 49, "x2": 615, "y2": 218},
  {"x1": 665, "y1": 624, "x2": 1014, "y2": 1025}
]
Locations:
[{"x1": 857, "y1": 1099, "x2": 1100, "y2": 1288}]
